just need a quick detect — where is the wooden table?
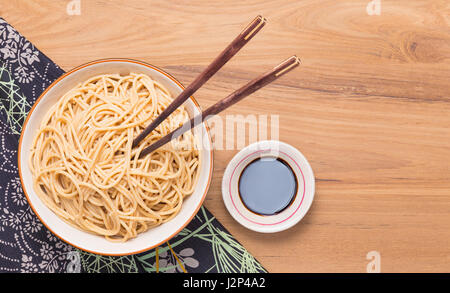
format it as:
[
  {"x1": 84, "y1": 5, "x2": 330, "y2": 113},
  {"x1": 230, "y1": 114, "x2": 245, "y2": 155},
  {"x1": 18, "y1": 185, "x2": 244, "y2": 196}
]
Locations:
[{"x1": 2, "y1": 0, "x2": 449, "y2": 273}]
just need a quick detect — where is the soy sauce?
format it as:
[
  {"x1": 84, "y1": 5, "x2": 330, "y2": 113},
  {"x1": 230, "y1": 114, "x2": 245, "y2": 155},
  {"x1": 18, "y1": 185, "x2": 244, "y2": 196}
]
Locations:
[{"x1": 238, "y1": 157, "x2": 297, "y2": 215}]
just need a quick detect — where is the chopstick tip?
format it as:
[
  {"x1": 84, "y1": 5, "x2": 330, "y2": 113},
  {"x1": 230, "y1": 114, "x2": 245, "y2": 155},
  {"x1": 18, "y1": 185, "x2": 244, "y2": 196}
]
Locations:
[
  {"x1": 274, "y1": 55, "x2": 302, "y2": 77},
  {"x1": 291, "y1": 55, "x2": 301, "y2": 65},
  {"x1": 243, "y1": 15, "x2": 267, "y2": 40},
  {"x1": 257, "y1": 15, "x2": 267, "y2": 24}
]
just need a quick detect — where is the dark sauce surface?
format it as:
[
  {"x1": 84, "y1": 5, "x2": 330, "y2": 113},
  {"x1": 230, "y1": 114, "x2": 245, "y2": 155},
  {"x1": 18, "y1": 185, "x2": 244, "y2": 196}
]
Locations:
[{"x1": 238, "y1": 157, "x2": 297, "y2": 215}]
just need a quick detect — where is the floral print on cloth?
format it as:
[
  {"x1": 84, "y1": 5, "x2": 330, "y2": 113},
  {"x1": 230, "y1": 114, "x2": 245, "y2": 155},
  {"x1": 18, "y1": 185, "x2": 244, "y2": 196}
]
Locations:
[
  {"x1": 0, "y1": 18, "x2": 50, "y2": 85},
  {"x1": 0, "y1": 17, "x2": 266, "y2": 273},
  {"x1": 0, "y1": 117, "x2": 73, "y2": 273}
]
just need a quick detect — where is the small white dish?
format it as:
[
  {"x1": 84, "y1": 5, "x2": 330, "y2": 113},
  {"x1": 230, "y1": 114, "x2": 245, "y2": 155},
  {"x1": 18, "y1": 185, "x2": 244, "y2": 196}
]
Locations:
[{"x1": 222, "y1": 140, "x2": 315, "y2": 233}]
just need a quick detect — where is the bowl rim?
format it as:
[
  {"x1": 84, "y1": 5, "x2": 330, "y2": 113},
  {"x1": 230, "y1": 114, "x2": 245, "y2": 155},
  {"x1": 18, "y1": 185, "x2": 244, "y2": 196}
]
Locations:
[{"x1": 17, "y1": 58, "x2": 214, "y2": 256}]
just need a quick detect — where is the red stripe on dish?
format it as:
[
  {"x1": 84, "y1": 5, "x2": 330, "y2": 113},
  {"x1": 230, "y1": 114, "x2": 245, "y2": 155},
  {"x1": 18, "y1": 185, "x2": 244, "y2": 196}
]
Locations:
[{"x1": 229, "y1": 149, "x2": 306, "y2": 226}]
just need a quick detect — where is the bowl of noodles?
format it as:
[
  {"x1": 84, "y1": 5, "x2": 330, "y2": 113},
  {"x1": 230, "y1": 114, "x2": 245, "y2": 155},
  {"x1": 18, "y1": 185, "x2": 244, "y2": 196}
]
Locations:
[{"x1": 18, "y1": 59, "x2": 213, "y2": 255}]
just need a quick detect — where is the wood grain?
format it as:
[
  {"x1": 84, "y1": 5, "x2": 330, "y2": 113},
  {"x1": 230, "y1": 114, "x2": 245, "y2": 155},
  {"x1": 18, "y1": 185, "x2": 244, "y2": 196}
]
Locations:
[{"x1": 1, "y1": 0, "x2": 449, "y2": 272}]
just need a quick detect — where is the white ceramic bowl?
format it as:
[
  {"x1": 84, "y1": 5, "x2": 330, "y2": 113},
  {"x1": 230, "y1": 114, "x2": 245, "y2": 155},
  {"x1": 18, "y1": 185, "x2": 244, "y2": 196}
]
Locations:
[
  {"x1": 18, "y1": 59, "x2": 213, "y2": 256},
  {"x1": 222, "y1": 140, "x2": 315, "y2": 233}
]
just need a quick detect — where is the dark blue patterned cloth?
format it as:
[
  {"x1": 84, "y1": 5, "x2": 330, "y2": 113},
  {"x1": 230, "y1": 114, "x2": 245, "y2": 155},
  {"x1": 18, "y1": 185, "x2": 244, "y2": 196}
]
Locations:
[{"x1": 0, "y1": 17, "x2": 265, "y2": 273}]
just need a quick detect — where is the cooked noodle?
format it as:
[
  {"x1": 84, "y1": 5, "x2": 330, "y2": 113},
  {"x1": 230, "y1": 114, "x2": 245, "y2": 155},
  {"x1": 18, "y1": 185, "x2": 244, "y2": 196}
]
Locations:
[{"x1": 29, "y1": 73, "x2": 200, "y2": 242}]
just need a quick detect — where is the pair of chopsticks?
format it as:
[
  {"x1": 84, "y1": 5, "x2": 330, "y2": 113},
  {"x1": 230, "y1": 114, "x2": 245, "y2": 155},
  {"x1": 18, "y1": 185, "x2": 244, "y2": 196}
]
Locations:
[{"x1": 133, "y1": 16, "x2": 300, "y2": 158}]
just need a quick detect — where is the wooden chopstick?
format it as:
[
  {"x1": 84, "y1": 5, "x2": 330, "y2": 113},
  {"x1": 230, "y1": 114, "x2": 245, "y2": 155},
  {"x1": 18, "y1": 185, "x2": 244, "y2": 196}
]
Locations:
[
  {"x1": 132, "y1": 15, "x2": 267, "y2": 148},
  {"x1": 137, "y1": 56, "x2": 301, "y2": 158}
]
